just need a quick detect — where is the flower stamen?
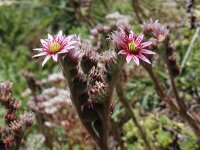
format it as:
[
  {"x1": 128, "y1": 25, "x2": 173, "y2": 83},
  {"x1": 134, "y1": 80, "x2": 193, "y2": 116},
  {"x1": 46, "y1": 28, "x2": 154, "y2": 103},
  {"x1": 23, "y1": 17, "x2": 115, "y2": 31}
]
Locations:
[
  {"x1": 128, "y1": 41, "x2": 138, "y2": 53},
  {"x1": 49, "y1": 43, "x2": 62, "y2": 53}
]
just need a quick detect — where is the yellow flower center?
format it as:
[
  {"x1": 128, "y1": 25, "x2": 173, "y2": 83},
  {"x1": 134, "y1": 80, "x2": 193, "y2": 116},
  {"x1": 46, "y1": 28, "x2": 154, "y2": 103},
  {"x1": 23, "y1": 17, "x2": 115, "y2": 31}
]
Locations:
[
  {"x1": 49, "y1": 42, "x2": 62, "y2": 53},
  {"x1": 157, "y1": 34, "x2": 165, "y2": 42},
  {"x1": 128, "y1": 41, "x2": 138, "y2": 53}
]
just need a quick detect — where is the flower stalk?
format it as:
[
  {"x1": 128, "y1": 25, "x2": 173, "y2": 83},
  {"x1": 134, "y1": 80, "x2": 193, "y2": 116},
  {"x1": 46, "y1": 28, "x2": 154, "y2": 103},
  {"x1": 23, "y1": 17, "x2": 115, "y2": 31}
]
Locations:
[{"x1": 163, "y1": 38, "x2": 200, "y2": 139}]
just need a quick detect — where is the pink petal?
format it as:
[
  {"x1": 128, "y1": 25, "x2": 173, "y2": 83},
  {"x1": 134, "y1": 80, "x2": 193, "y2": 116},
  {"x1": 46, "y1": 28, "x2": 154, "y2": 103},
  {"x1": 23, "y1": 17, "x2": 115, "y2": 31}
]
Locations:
[
  {"x1": 140, "y1": 49, "x2": 156, "y2": 54},
  {"x1": 67, "y1": 41, "x2": 78, "y2": 46},
  {"x1": 138, "y1": 54, "x2": 151, "y2": 64},
  {"x1": 32, "y1": 52, "x2": 47, "y2": 58},
  {"x1": 129, "y1": 30, "x2": 135, "y2": 40},
  {"x1": 48, "y1": 34, "x2": 53, "y2": 41},
  {"x1": 118, "y1": 50, "x2": 128, "y2": 55},
  {"x1": 52, "y1": 54, "x2": 58, "y2": 62},
  {"x1": 33, "y1": 48, "x2": 43, "y2": 51},
  {"x1": 66, "y1": 35, "x2": 74, "y2": 41},
  {"x1": 141, "y1": 41, "x2": 152, "y2": 48},
  {"x1": 40, "y1": 39, "x2": 48, "y2": 47},
  {"x1": 56, "y1": 31, "x2": 63, "y2": 39},
  {"x1": 42, "y1": 55, "x2": 51, "y2": 67},
  {"x1": 133, "y1": 55, "x2": 140, "y2": 66},
  {"x1": 119, "y1": 27, "x2": 126, "y2": 35},
  {"x1": 136, "y1": 34, "x2": 144, "y2": 44},
  {"x1": 62, "y1": 45, "x2": 75, "y2": 50},
  {"x1": 126, "y1": 54, "x2": 133, "y2": 63},
  {"x1": 58, "y1": 50, "x2": 69, "y2": 54}
]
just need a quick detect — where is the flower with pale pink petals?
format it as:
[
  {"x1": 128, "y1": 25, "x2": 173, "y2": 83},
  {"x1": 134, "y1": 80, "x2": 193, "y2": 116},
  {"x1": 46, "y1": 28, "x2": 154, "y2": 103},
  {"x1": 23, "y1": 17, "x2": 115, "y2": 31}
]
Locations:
[
  {"x1": 153, "y1": 24, "x2": 169, "y2": 42},
  {"x1": 112, "y1": 28, "x2": 155, "y2": 65},
  {"x1": 33, "y1": 31, "x2": 78, "y2": 66},
  {"x1": 142, "y1": 19, "x2": 159, "y2": 35}
]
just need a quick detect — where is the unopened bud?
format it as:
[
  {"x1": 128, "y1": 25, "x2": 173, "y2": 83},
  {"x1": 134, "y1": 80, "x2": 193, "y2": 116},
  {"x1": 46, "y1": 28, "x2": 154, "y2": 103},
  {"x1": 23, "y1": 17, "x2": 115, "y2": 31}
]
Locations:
[
  {"x1": 81, "y1": 47, "x2": 98, "y2": 74},
  {"x1": 96, "y1": 24, "x2": 104, "y2": 33},
  {"x1": 142, "y1": 19, "x2": 159, "y2": 35},
  {"x1": 172, "y1": 66, "x2": 180, "y2": 77},
  {"x1": 90, "y1": 81, "x2": 108, "y2": 103},
  {"x1": 90, "y1": 28, "x2": 98, "y2": 36},
  {"x1": 153, "y1": 24, "x2": 169, "y2": 43},
  {"x1": 166, "y1": 41, "x2": 174, "y2": 56},
  {"x1": 3, "y1": 136, "x2": 15, "y2": 148},
  {"x1": 72, "y1": 73, "x2": 87, "y2": 93},
  {"x1": 88, "y1": 67, "x2": 103, "y2": 85},
  {"x1": 168, "y1": 55, "x2": 177, "y2": 66},
  {"x1": 5, "y1": 112, "x2": 17, "y2": 124},
  {"x1": 103, "y1": 50, "x2": 118, "y2": 74},
  {"x1": 0, "y1": 82, "x2": 12, "y2": 104},
  {"x1": 9, "y1": 101, "x2": 20, "y2": 111},
  {"x1": 21, "y1": 112, "x2": 34, "y2": 127},
  {"x1": 63, "y1": 49, "x2": 81, "y2": 69},
  {"x1": 9, "y1": 120, "x2": 22, "y2": 133}
]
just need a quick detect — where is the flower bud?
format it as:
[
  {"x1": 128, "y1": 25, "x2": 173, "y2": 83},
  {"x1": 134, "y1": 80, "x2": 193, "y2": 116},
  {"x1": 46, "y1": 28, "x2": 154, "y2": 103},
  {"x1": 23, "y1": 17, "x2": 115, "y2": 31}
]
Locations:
[
  {"x1": 72, "y1": 73, "x2": 87, "y2": 94},
  {"x1": 96, "y1": 24, "x2": 104, "y2": 33},
  {"x1": 90, "y1": 28, "x2": 98, "y2": 36},
  {"x1": 153, "y1": 23, "x2": 169, "y2": 43},
  {"x1": 168, "y1": 55, "x2": 177, "y2": 66},
  {"x1": 9, "y1": 101, "x2": 20, "y2": 111},
  {"x1": 81, "y1": 47, "x2": 98, "y2": 74},
  {"x1": 88, "y1": 67, "x2": 103, "y2": 85},
  {"x1": 89, "y1": 81, "x2": 108, "y2": 103},
  {"x1": 103, "y1": 25, "x2": 111, "y2": 33},
  {"x1": 171, "y1": 66, "x2": 180, "y2": 77},
  {"x1": 3, "y1": 136, "x2": 15, "y2": 148},
  {"x1": 5, "y1": 112, "x2": 17, "y2": 124},
  {"x1": 9, "y1": 120, "x2": 22, "y2": 133},
  {"x1": 0, "y1": 82, "x2": 12, "y2": 104},
  {"x1": 142, "y1": 19, "x2": 159, "y2": 35},
  {"x1": 103, "y1": 50, "x2": 118, "y2": 74},
  {"x1": 63, "y1": 49, "x2": 81, "y2": 69},
  {"x1": 166, "y1": 41, "x2": 174, "y2": 56},
  {"x1": 20, "y1": 112, "x2": 34, "y2": 127}
]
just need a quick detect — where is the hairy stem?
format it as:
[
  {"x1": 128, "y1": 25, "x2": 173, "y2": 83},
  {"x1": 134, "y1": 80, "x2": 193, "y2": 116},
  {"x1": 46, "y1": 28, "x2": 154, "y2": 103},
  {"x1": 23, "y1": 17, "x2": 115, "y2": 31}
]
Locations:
[
  {"x1": 58, "y1": 58, "x2": 101, "y2": 148},
  {"x1": 164, "y1": 50, "x2": 200, "y2": 138},
  {"x1": 142, "y1": 63, "x2": 178, "y2": 110}
]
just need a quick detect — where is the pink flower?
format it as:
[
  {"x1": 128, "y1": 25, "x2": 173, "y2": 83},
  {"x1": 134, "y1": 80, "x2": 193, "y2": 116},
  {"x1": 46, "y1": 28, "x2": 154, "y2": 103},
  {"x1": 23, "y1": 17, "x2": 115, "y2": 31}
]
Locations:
[
  {"x1": 114, "y1": 28, "x2": 155, "y2": 65},
  {"x1": 142, "y1": 19, "x2": 159, "y2": 35},
  {"x1": 153, "y1": 24, "x2": 169, "y2": 42},
  {"x1": 33, "y1": 31, "x2": 78, "y2": 66}
]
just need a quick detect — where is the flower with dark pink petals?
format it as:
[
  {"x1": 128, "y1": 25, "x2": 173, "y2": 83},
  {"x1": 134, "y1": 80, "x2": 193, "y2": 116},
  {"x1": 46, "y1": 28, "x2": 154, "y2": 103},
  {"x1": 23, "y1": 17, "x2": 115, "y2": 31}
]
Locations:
[
  {"x1": 33, "y1": 31, "x2": 78, "y2": 66},
  {"x1": 112, "y1": 28, "x2": 155, "y2": 65}
]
